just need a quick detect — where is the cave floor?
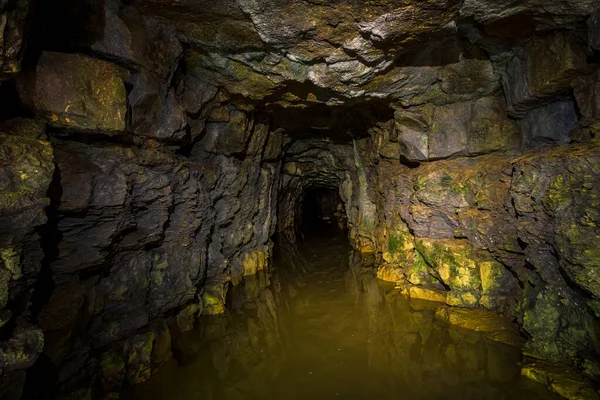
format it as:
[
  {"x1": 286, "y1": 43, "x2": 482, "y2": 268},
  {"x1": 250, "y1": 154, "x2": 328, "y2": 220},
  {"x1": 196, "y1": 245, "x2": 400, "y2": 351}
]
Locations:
[{"x1": 122, "y1": 236, "x2": 560, "y2": 400}]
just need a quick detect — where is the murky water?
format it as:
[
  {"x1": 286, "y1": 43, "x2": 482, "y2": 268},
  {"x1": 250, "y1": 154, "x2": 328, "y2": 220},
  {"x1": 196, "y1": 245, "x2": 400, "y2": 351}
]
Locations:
[{"x1": 123, "y1": 237, "x2": 559, "y2": 400}]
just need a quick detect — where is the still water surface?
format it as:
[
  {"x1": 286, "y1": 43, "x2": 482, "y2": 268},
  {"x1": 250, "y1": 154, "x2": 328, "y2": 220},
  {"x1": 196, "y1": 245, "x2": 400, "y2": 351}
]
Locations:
[{"x1": 123, "y1": 238, "x2": 559, "y2": 400}]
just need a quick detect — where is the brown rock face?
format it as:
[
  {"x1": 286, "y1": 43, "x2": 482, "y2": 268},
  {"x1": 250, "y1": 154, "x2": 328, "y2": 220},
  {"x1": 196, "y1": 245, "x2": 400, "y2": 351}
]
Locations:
[{"x1": 18, "y1": 52, "x2": 129, "y2": 132}]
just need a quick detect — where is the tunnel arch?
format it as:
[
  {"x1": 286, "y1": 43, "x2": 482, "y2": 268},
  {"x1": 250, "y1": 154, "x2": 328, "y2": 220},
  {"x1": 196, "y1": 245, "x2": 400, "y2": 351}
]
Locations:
[{"x1": 275, "y1": 137, "x2": 382, "y2": 273}]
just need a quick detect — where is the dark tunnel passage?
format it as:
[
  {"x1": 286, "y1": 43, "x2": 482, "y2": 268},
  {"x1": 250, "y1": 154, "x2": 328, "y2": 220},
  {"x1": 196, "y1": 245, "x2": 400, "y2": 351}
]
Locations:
[
  {"x1": 297, "y1": 188, "x2": 346, "y2": 240},
  {"x1": 273, "y1": 179, "x2": 353, "y2": 277}
]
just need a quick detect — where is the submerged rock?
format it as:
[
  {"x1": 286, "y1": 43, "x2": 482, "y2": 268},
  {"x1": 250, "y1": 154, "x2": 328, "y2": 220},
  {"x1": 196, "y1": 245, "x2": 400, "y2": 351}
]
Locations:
[
  {"x1": 522, "y1": 359, "x2": 600, "y2": 400},
  {"x1": 435, "y1": 306, "x2": 523, "y2": 346}
]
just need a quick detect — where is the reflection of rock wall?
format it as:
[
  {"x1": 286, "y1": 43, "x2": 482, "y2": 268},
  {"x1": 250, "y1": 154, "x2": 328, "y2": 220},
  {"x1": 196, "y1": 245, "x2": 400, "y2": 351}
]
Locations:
[
  {"x1": 345, "y1": 258, "x2": 528, "y2": 398},
  {"x1": 42, "y1": 110, "x2": 282, "y2": 394},
  {"x1": 127, "y1": 272, "x2": 285, "y2": 400}
]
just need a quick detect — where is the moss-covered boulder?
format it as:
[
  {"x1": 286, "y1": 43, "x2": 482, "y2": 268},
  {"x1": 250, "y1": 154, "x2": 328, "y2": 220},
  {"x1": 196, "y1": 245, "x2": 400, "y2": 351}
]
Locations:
[
  {"x1": 413, "y1": 237, "x2": 515, "y2": 310},
  {"x1": 0, "y1": 134, "x2": 54, "y2": 215}
]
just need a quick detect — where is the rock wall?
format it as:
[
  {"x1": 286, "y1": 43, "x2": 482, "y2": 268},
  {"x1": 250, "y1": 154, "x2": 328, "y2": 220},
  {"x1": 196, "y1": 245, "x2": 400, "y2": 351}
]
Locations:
[
  {"x1": 278, "y1": 137, "x2": 382, "y2": 259},
  {"x1": 374, "y1": 143, "x2": 600, "y2": 378},
  {"x1": 0, "y1": 1, "x2": 283, "y2": 397}
]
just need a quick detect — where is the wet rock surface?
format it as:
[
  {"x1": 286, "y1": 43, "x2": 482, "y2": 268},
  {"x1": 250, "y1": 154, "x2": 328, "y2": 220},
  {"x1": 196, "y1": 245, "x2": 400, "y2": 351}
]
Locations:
[
  {"x1": 376, "y1": 142, "x2": 600, "y2": 382},
  {"x1": 0, "y1": 0, "x2": 599, "y2": 398}
]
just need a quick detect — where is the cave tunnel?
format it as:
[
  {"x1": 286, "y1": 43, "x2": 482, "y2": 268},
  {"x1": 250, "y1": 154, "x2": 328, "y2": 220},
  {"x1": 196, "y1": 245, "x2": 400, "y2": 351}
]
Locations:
[
  {"x1": 2, "y1": 0, "x2": 600, "y2": 399},
  {"x1": 297, "y1": 187, "x2": 346, "y2": 241}
]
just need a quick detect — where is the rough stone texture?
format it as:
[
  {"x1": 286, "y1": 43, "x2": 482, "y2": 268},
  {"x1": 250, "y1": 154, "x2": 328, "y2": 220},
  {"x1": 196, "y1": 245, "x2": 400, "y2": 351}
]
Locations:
[
  {"x1": 18, "y1": 52, "x2": 129, "y2": 132},
  {"x1": 0, "y1": 0, "x2": 600, "y2": 398},
  {"x1": 391, "y1": 95, "x2": 520, "y2": 161},
  {"x1": 7, "y1": 101, "x2": 282, "y2": 392},
  {"x1": 0, "y1": 133, "x2": 54, "y2": 303},
  {"x1": 572, "y1": 70, "x2": 600, "y2": 133},
  {"x1": 0, "y1": 132, "x2": 53, "y2": 399},
  {"x1": 377, "y1": 141, "x2": 600, "y2": 381},
  {"x1": 460, "y1": 0, "x2": 598, "y2": 32},
  {"x1": 185, "y1": 38, "x2": 501, "y2": 109},
  {"x1": 521, "y1": 100, "x2": 579, "y2": 146},
  {"x1": 127, "y1": 73, "x2": 187, "y2": 141},
  {"x1": 494, "y1": 32, "x2": 590, "y2": 117},
  {"x1": 279, "y1": 137, "x2": 383, "y2": 257},
  {"x1": 0, "y1": 0, "x2": 30, "y2": 79},
  {"x1": 521, "y1": 359, "x2": 600, "y2": 400},
  {"x1": 52, "y1": 141, "x2": 213, "y2": 344}
]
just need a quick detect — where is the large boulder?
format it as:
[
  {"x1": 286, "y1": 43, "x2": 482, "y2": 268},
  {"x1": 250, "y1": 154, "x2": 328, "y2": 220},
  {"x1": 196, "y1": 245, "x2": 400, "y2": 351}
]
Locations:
[
  {"x1": 18, "y1": 52, "x2": 129, "y2": 133},
  {"x1": 521, "y1": 100, "x2": 578, "y2": 146}
]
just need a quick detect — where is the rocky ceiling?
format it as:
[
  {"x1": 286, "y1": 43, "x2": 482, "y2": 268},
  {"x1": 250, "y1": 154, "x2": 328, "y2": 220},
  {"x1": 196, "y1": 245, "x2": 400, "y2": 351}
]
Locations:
[
  {"x1": 129, "y1": 0, "x2": 598, "y2": 108},
  {"x1": 16, "y1": 0, "x2": 599, "y2": 143}
]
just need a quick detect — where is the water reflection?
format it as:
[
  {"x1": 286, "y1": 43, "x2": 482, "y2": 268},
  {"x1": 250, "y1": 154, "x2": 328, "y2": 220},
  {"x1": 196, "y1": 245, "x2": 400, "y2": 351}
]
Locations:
[{"x1": 123, "y1": 244, "x2": 559, "y2": 400}]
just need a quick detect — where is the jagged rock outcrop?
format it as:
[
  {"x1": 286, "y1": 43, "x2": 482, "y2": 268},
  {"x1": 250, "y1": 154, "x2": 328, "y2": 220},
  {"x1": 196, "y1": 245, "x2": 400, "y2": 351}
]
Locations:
[{"x1": 0, "y1": 128, "x2": 53, "y2": 397}]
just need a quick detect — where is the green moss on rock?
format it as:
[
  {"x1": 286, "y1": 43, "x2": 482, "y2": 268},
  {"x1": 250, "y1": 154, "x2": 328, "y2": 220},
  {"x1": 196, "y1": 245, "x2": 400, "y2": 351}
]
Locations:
[
  {"x1": 415, "y1": 238, "x2": 481, "y2": 291},
  {"x1": 0, "y1": 133, "x2": 54, "y2": 213}
]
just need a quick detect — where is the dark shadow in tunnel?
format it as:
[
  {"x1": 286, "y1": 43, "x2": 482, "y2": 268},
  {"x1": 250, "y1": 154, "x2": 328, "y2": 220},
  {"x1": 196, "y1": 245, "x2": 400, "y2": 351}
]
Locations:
[
  {"x1": 297, "y1": 188, "x2": 346, "y2": 241},
  {"x1": 292, "y1": 187, "x2": 351, "y2": 274},
  {"x1": 272, "y1": 184, "x2": 352, "y2": 280}
]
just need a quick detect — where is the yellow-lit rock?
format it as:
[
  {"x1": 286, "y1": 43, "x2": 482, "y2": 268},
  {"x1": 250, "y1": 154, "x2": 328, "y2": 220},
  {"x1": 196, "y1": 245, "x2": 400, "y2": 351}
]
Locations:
[
  {"x1": 376, "y1": 264, "x2": 404, "y2": 283},
  {"x1": 435, "y1": 306, "x2": 523, "y2": 346},
  {"x1": 242, "y1": 250, "x2": 267, "y2": 276},
  {"x1": 409, "y1": 286, "x2": 447, "y2": 303},
  {"x1": 521, "y1": 359, "x2": 600, "y2": 400}
]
